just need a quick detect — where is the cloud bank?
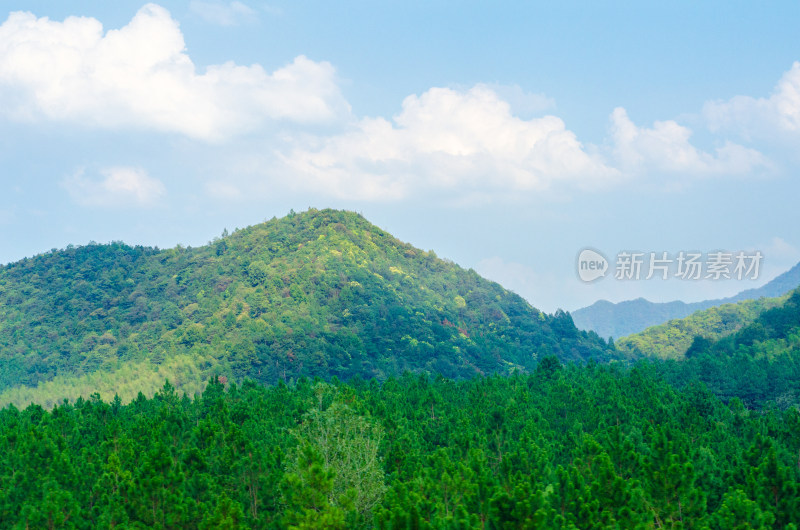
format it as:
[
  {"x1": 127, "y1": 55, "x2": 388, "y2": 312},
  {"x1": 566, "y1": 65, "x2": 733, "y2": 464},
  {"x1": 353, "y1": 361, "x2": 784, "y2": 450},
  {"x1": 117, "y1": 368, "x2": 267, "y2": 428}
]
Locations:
[
  {"x1": 609, "y1": 107, "x2": 767, "y2": 178},
  {"x1": 0, "y1": 4, "x2": 793, "y2": 203},
  {"x1": 282, "y1": 85, "x2": 619, "y2": 200},
  {"x1": 0, "y1": 4, "x2": 349, "y2": 140},
  {"x1": 280, "y1": 85, "x2": 771, "y2": 200}
]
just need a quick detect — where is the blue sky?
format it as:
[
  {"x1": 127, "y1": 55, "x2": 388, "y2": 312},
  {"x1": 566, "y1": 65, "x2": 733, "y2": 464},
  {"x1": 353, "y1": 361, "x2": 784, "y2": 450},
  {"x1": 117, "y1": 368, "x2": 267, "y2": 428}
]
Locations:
[{"x1": 1, "y1": 1, "x2": 800, "y2": 312}]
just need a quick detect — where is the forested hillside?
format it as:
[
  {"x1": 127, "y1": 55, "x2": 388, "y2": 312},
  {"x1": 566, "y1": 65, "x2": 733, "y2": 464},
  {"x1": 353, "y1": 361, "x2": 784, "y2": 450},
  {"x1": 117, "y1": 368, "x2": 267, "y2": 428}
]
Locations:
[
  {"x1": 655, "y1": 287, "x2": 800, "y2": 409},
  {"x1": 2, "y1": 210, "x2": 800, "y2": 528},
  {"x1": 617, "y1": 295, "x2": 787, "y2": 360},
  {"x1": 1, "y1": 363, "x2": 798, "y2": 528},
  {"x1": 0, "y1": 208, "x2": 612, "y2": 407}
]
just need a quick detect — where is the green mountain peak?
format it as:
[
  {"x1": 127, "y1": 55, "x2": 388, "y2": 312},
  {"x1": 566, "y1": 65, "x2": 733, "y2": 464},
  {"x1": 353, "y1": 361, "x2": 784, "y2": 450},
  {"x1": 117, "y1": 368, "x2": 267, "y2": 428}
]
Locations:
[{"x1": 0, "y1": 208, "x2": 612, "y2": 407}]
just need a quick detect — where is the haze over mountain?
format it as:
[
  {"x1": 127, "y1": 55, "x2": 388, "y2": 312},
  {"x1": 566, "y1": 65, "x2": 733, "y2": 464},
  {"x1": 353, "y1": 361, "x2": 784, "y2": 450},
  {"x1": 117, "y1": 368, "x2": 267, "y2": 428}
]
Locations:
[
  {"x1": 0, "y1": 208, "x2": 612, "y2": 407},
  {"x1": 571, "y1": 261, "x2": 800, "y2": 339}
]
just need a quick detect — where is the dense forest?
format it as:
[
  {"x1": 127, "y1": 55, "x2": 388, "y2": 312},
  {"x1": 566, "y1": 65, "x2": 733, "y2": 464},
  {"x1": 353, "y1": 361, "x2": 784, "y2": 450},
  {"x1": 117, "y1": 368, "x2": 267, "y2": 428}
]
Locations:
[
  {"x1": 2, "y1": 362, "x2": 799, "y2": 529},
  {"x1": 655, "y1": 287, "x2": 800, "y2": 409},
  {"x1": 0, "y1": 209, "x2": 612, "y2": 408},
  {"x1": 3, "y1": 209, "x2": 800, "y2": 528}
]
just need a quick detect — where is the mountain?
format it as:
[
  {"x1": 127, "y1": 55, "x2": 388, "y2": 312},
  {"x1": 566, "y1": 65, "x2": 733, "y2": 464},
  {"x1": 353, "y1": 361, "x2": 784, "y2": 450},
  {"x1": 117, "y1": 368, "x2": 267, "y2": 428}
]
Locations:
[
  {"x1": 655, "y1": 286, "x2": 800, "y2": 408},
  {"x1": 571, "y1": 261, "x2": 800, "y2": 339},
  {"x1": 572, "y1": 298, "x2": 698, "y2": 341},
  {"x1": 616, "y1": 294, "x2": 788, "y2": 360},
  {"x1": 0, "y1": 208, "x2": 612, "y2": 407}
]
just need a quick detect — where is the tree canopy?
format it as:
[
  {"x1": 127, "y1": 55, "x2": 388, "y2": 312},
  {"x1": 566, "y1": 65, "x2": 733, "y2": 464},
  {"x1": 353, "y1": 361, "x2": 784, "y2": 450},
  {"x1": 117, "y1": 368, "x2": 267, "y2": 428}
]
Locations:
[{"x1": 2, "y1": 363, "x2": 799, "y2": 528}]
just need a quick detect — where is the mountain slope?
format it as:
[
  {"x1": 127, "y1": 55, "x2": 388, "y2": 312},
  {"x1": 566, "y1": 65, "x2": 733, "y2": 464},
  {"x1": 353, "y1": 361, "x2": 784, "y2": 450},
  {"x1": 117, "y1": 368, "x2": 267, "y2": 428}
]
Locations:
[
  {"x1": 656, "y1": 286, "x2": 800, "y2": 408},
  {"x1": 0, "y1": 209, "x2": 612, "y2": 406},
  {"x1": 690, "y1": 286, "x2": 800, "y2": 361},
  {"x1": 571, "y1": 261, "x2": 800, "y2": 339},
  {"x1": 616, "y1": 294, "x2": 787, "y2": 360}
]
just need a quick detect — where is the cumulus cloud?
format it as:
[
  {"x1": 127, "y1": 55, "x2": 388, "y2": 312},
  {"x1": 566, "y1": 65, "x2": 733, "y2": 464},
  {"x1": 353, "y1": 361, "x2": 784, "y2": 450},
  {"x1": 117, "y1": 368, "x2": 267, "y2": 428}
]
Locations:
[
  {"x1": 609, "y1": 107, "x2": 767, "y2": 177},
  {"x1": 282, "y1": 85, "x2": 619, "y2": 200},
  {"x1": 0, "y1": 4, "x2": 349, "y2": 140},
  {"x1": 1, "y1": 3, "x2": 780, "y2": 202},
  {"x1": 281, "y1": 84, "x2": 770, "y2": 201},
  {"x1": 704, "y1": 61, "x2": 800, "y2": 138},
  {"x1": 189, "y1": 1, "x2": 258, "y2": 26},
  {"x1": 64, "y1": 167, "x2": 166, "y2": 207}
]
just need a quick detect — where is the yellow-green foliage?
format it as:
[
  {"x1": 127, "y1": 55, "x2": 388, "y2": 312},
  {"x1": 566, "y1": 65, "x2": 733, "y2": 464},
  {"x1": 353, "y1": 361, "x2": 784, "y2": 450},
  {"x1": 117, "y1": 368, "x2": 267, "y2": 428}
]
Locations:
[
  {"x1": 617, "y1": 295, "x2": 787, "y2": 359},
  {"x1": 0, "y1": 353, "x2": 217, "y2": 409},
  {"x1": 0, "y1": 208, "x2": 612, "y2": 405}
]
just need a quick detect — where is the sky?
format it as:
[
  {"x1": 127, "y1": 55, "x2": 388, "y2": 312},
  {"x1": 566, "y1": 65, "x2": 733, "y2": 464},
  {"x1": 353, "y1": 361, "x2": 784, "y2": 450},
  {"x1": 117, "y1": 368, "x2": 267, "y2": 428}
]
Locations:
[{"x1": 1, "y1": 1, "x2": 800, "y2": 313}]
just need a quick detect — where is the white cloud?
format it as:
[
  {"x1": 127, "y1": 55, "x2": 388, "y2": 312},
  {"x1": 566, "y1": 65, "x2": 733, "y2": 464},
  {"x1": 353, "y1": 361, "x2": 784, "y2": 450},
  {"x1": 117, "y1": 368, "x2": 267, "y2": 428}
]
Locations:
[
  {"x1": 282, "y1": 85, "x2": 619, "y2": 200},
  {"x1": 0, "y1": 4, "x2": 349, "y2": 140},
  {"x1": 189, "y1": 1, "x2": 257, "y2": 26},
  {"x1": 704, "y1": 61, "x2": 800, "y2": 138},
  {"x1": 64, "y1": 167, "x2": 166, "y2": 207},
  {"x1": 1, "y1": 3, "x2": 780, "y2": 203},
  {"x1": 609, "y1": 107, "x2": 767, "y2": 178},
  {"x1": 280, "y1": 84, "x2": 772, "y2": 201}
]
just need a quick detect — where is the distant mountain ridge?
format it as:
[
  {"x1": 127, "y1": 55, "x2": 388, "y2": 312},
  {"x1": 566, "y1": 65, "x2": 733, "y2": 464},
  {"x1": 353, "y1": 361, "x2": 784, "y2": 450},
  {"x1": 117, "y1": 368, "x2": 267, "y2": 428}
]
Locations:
[
  {"x1": 0, "y1": 208, "x2": 613, "y2": 407},
  {"x1": 571, "y1": 261, "x2": 800, "y2": 339}
]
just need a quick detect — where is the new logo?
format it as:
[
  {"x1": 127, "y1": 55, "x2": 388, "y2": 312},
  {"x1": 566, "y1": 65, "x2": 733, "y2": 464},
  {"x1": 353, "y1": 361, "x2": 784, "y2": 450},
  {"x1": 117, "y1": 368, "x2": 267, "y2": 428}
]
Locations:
[{"x1": 577, "y1": 248, "x2": 608, "y2": 282}]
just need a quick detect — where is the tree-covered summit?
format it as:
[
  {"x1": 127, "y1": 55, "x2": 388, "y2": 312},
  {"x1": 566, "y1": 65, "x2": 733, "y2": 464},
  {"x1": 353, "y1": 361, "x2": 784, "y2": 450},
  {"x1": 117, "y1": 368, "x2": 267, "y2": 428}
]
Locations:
[{"x1": 0, "y1": 208, "x2": 612, "y2": 407}]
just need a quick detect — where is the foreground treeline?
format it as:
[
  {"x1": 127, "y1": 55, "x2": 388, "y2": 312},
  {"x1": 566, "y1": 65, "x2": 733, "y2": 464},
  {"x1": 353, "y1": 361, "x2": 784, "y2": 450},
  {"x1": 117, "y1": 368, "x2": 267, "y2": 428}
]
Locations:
[{"x1": 1, "y1": 363, "x2": 799, "y2": 529}]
